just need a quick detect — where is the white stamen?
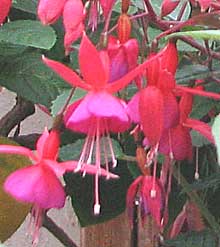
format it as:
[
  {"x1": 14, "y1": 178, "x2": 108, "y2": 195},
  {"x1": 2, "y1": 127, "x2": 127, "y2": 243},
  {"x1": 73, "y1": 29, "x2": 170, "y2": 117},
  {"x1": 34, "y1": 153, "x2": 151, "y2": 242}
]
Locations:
[
  {"x1": 150, "y1": 189, "x2": 156, "y2": 198},
  {"x1": 94, "y1": 203, "x2": 101, "y2": 215}
]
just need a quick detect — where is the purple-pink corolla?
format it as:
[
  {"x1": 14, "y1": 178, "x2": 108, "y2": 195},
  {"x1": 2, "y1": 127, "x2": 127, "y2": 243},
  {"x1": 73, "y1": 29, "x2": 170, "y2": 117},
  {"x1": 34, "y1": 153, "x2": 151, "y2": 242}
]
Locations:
[
  {"x1": 42, "y1": 33, "x2": 158, "y2": 214},
  {"x1": 0, "y1": 128, "x2": 117, "y2": 245}
]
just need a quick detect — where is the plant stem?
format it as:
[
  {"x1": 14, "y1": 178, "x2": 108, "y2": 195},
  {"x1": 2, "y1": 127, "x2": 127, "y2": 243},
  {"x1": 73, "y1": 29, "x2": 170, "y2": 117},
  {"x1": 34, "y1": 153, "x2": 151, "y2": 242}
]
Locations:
[{"x1": 43, "y1": 214, "x2": 79, "y2": 247}]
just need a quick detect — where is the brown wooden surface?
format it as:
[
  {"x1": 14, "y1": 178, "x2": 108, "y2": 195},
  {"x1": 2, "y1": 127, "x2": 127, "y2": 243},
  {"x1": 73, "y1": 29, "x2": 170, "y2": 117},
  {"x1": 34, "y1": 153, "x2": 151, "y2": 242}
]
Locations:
[
  {"x1": 80, "y1": 210, "x2": 160, "y2": 247},
  {"x1": 80, "y1": 212, "x2": 131, "y2": 247}
]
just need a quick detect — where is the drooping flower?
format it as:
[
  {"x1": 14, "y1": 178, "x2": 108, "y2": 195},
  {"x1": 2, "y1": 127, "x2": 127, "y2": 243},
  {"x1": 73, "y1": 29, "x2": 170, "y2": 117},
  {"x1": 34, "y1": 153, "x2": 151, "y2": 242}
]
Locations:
[
  {"x1": 42, "y1": 33, "x2": 159, "y2": 214},
  {"x1": 159, "y1": 90, "x2": 215, "y2": 161},
  {"x1": 37, "y1": 0, "x2": 66, "y2": 25},
  {"x1": 126, "y1": 175, "x2": 164, "y2": 227},
  {"x1": 0, "y1": 0, "x2": 12, "y2": 25},
  {"x1": 63, "y1": 0, "x2": 85, "y2": 55},
  {"x1": 1, "y1": 128, "x2": 117, "y2": 245}
]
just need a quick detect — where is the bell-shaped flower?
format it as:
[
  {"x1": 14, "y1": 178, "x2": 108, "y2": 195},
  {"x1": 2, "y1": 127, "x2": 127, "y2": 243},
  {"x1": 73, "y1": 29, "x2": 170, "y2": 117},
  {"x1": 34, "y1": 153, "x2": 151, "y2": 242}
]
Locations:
[
  {"x1": 63, "y1": 0, "x2": 85, "y2": 54},
  {"x1": 126, "y1": 176, "x2": 164, "y2": 227},
  {"x1": 107, "y1": 35, "x2": 139, "y2": 83},
  {"x1": 159, "y1": 90, "x2": 215, "y2": 160},
  {"x1": 1, "y1": 128, "x2": 117, "y2": 245},
  {"x1": 37, "y1": 0, "x2": 66, "y2": 25},
  {"x1": 0, "y1": 0, "x2": 11, "y2": 25},
  {"x1": 43, "y1": 33, "x2": 158, "y2": 214}
]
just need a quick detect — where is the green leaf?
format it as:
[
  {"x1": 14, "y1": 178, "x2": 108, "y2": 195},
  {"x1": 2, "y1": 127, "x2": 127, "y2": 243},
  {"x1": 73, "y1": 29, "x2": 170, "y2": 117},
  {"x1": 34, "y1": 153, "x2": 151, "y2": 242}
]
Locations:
[
  {"x1": 0, "y1": 42, "x2": 26, "y2": 56},
  {"x1": 51, "y1": 88, "x2": 86, "y2": 116},
  {"x1": 0, "y1": 20, "x2": 56, "y2": 50},
  {"x1": 0, "y1": 52, "x2": 68, "y2": 107},
  {"x1": 167, "y1": 30, "x2": 220, "y2": 41},
  {"x1": 164, "y1": 229, "x2": 218, "y2": 247},
  {"x1": 0, "y1": 137, "x2": 30, "y2": 242},
  {"x1": 60, "y1": 139, "x2": 132, "y2": 226},
  {"x1": 191, "y1": 130, "x2": 211, "y2": 147},
  {"x1": 212, "y1": 114, "x2": 220, "y2": 165},
  {"x1": 13, "y1": 0, "x2": 38, "y2": 14}
]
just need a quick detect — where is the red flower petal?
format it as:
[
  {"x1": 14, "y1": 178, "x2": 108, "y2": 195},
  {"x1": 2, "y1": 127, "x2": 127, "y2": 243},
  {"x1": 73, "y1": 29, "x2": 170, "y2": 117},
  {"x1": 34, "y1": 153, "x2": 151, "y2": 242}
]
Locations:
[
  {"x1": 139, "y1": 86, "x2": 164, "y2": 146},
  {"x1": 185, "y1": 118, "x2": 215, "y2": 143},
  {"x1": 79, "y1": 34, "x2": 108, "y2": 88},
  {"x1": 42, "y1": 56, "x2": 91, "y2": 91},
  {"x1": 0, "y1": 0, "x2": 11, "y2": 25},
  {"x1": 37, "y1": 0, "x2": 66, "y2": 25}
]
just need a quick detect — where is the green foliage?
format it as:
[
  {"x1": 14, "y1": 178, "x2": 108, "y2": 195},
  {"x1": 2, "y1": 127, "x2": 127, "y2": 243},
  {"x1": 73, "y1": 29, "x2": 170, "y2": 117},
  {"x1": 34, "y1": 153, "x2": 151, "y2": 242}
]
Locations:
[
  {"x1": 0, "y1": 52, "x2": 68, "y2": 107},
  {"x1": 60, "y1": 140, "x2": 132, "y2": 226},
  {"x1": 0, "y1": 20, "x2": 56, "y2": 49},
  {"x1": 164, "y1": 229, "x2": 218, "y2": 247}
]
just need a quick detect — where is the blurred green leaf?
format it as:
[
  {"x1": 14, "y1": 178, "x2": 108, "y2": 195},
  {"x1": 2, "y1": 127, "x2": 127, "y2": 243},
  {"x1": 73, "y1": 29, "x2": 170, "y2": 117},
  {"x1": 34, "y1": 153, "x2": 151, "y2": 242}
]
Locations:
[
  {"x1": 0, "y1": 52, "x2": 68, "y2": 107},
  {"x1": 13, "y1": 0, "x2": 37, "y2": 14},
  {"x1": 167, "y1": 30, "x2": 220, "y2": 41},
  {"x1": 0, "y1": 20, "x2": 56, "y2": 49}
]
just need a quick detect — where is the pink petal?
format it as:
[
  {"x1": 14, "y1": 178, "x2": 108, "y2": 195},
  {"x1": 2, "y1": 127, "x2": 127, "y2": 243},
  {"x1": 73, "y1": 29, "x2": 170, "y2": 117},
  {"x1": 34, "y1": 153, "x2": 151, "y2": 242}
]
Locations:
[
  {"x1": 163, "y1": 92, "x2": 179, "y2": 129},
  {"x1": 0, "y1": 145, "x2": 36, "y2": 161},
  {"x1": 126, "y1": 176, "x2": 143, "y2": 224},
  {"x1": 124, "y1": 38, "x2": 139, "y2": 70},
  {"x1": 108, "y1": 47, "x2": 129, "y2": 82},
  {"x1": 141, "y1": 176, "x2": 164, "y2": 227},
  {"x1": 4, "y1": 164, "x2": 65, "y2": 209},
  {"x1": 37, "y1": 0, "x2": 66, "y2": 25},
  {"x1": 106, "y1": 51, "x2": 162, "y2": 94},
  {"x1": 157, "y1": 70, "x2": 176, "y2": 91},
  {"x1": 159, "y1": 125, "x2": 193, "y2": 161},
  {"x1": 179, "y1": 92, "x2": 193, "y2": 123},
  {"x1": 139, "y1": 86, "x2": 164, "y2": 146},
  {"x1": 36, "y1": 128, "x2": 49, "y2": 159},
  {"x1": 0, "y1": 0, "x2": 11, "y2": 25},
  {"x1": 79, "y1": 34, "x2": 108, "y2": 88},
  {"x1": 169, "y1": 207, "x2": 186, "y2": 238},
  {"x1": 63, "y1": 0, "x2": 84, "y2": 30},
  {"x1": 64, "y1": 95, "x2": 92, "y2": 133},
  {"x1": 41, "y1": 130, "x2": 60, "y2": 160},
  {"x1": 161, "y1": 42, "x2": 178, "y2": 75},
  {"x1": 127, "y1": 92, "x2": 140, "y2": 123},
  {"x1": 64, "y1": 23, "x2": 84, "y2": 55},
  {"x1": 185, "y1": 118, "x2": 215, "y2": 143},
  {"x1": 99, "y1": 0, "x2": 115, "y2": 18},
  {"x1": 42, "y1": 56, "x2": 91, "y2": 91}
]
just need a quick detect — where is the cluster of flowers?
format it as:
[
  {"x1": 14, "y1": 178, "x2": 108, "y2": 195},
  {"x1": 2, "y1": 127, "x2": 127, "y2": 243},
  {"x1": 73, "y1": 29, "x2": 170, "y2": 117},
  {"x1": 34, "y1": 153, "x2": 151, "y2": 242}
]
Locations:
[{"x1": 0, "y1": 0, "x2": 220, "y2": 245}]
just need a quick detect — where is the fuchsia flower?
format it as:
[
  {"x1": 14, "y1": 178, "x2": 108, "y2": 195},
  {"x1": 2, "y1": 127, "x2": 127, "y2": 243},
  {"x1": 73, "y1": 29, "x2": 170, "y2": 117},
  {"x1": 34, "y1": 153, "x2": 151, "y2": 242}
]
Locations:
[
  {"x1": 37, "y1": 0, "x2": 66, "y2": 25},
  {"x1": 159, "y1": 89, "x2": 215, "y2": 160},
  {"x1": 0, "y1": 0, "x2": 11, "y2": 25},
  {"x1": 1, "y1": 128, "x2": 117, "y2": 245},
  {"x1": 88, "y1": 0, "x2": 116, "y2": 30},
  {"x1": 107, "y1": 35, "x2": 139, "y2": 83},
  {"x1": 126, "y1": 176, "x2": 164, "y2": 227},
  {"x1": 42, "y1": 33, "x2": 159, "y2": 214}
]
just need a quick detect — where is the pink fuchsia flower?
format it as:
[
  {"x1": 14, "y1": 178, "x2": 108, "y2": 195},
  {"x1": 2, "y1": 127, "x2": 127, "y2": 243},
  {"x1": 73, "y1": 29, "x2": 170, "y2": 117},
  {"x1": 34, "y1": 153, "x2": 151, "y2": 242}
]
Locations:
[
  {"x1": 107, "y1": 35, "x2": 139, "y2": 84},
  {"x1": 37, "y1": 0, "x2": 66, "y2": 25},
  {"x1": 159, "y1": 90, "x2": 215, "y2": 161},
  {"x1": 63, "y1": 0, "x2": 85, "y2": 55},
  {"x1": 1, "y1": 128, "x2": 117, "y2": 245},
  {"x1": 88, "y1": 0, "x2": 116, "y2": 30},
  {"x1": 0, "y1": 0, "x2": 12, "y2": 25},
  {"x1": 42, "y1": 33, "x2": 159, "y2": 214},
  {"x1": 126, "y1": 175, "x2": 164, "y2": 227}
]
